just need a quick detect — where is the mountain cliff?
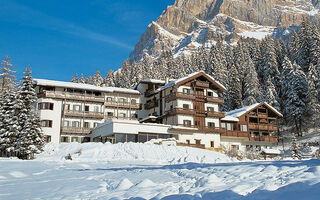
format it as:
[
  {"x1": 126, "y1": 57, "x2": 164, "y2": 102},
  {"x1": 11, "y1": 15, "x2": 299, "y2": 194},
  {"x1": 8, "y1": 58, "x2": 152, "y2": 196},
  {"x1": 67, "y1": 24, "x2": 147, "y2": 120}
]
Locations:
[{"x1": 129, "y1": 0, "x2": 319, "y2": 62}]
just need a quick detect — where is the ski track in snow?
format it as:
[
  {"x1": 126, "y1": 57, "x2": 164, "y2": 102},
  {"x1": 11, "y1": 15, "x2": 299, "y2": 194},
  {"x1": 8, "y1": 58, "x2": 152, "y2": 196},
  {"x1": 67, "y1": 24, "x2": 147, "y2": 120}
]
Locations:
[{"x1": 0, "y1": 143, "x2": 320, "y2": 199}]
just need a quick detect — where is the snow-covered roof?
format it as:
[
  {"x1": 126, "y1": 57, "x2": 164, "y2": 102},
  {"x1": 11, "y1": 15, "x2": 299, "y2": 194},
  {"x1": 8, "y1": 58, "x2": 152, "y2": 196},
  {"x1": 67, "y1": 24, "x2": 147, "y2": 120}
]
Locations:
[
  {"x1": 221, "y1": 116, "x2": 239, "y2": 122},
  {"x1": 34, "y1": 79, "x2": 140, "y2": 95},
  {"x1": 155, "y1": 71, "x2": 226, "y2": 93},
  {"x1": 226, "y1": 102, "x2": 283, "y2": 118},
  {"x1": 140, "y1": 79, "x2": 166, "y2": 84}
]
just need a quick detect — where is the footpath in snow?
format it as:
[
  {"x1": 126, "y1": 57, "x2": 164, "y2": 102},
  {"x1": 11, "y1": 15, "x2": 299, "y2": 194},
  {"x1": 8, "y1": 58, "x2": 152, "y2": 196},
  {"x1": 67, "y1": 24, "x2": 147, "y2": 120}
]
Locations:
[{"x1": 0, "y1": 142, "x2": 319, "y2": 200}]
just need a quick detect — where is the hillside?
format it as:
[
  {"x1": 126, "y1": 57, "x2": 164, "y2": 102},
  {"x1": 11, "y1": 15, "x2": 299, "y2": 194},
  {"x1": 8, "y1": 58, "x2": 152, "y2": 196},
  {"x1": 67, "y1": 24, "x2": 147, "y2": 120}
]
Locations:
[{"x1": 129, "y1": 0, "x2": 320, "y2": 62}]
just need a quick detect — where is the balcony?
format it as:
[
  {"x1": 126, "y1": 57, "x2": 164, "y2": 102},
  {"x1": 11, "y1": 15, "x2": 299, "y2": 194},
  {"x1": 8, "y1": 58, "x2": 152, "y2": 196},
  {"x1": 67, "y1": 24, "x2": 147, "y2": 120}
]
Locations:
[
  {"x1": 248, "y1": 124, "x2": 278, "y2": 131},
  {"x1": 165, "y1": 92, "x2": 195, "y2": 102},
  {"x1": 105, "y1": 101, "x2": 141, "y2": 109},
  {"x1": 193, "y1": 80, "x2": 210, "y2": 88},
  {"x1": 250, "y1": 136, "x2": 278, "y2": 143},
  {"x1": 165, "y1": 108, "x2": 196, "y2": 116},
  {"x1": 221, "y1": 131, "x2": 249, "y2": 137},
  {"x1": 61, "y1": 127, "x2": 92, "y2": 134},
  {"x1": 206, "y1": 111, "x2": 226, "y2": 118},
  {"x1": 64, "y1": 110, "x2": 104, "y2": 119},
  {"x1": 144, "y1": 100, "x2": 158, "y2": 110},
  {"x1": 205, "y1": 96, "x2": 224, "y2": 104},
  {"x1": 38, "y1": 90, "x2": 104, "y2": 103},
  {"x1": 171, "y1": 124, "x2": 224, "y2": 133}
]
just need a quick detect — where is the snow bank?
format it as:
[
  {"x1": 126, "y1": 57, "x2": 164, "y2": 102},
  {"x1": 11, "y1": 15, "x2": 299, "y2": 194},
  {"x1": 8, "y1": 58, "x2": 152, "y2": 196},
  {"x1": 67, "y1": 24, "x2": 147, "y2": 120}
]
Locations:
[{"x1": 36, "y1": 142, "x2": 235, "y2": 164}]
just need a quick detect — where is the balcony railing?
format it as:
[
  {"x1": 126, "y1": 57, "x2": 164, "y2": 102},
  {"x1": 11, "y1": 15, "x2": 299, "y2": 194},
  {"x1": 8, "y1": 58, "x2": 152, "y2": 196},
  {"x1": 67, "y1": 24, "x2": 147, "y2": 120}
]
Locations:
[
  {"x1": 193, "y1": 80, "x2": 210, "y2": 88},
  {"x1": 38, "y1": 90, "x2": 105, "y2": 103},
  {"x1": 221, "y1": 131, "x2": 249, "y2": 137},
  {"x1": 249, "y1": 136, "x2": 278, "y2": 143},
  {"x1": 144, "y1": 100, "x2": 158, "y2": 110},
  {"x1": 248, "y1": 124, "x2": 278, "y2": 131},
  {"x1": 61, "y1": 127, "x2": 92, "y2": 134},
  {"x1": 105, "y1": 101, "x2": 141, "y2": 109},
  {"x1": 205, "y1": 96, "x2": 224, "y2": 104},
  {"x1": 165, "y1": 92, "x2": 195, "y2": 102},
  {"x1": 171, "y1": 124, "x2": 224, "y2": 133},
  {"x1": 64, "y1": 110, "x2": 104, "y2": 119},
  {"x1": 206, "y1": 111, "x2": 226, "y2": 118},
  {"x1": 145, "y1": 89, "x2": 155, "y2": 97},
  {"x1": 165, "y1": 108, "x2": 197, "y2": 116}
]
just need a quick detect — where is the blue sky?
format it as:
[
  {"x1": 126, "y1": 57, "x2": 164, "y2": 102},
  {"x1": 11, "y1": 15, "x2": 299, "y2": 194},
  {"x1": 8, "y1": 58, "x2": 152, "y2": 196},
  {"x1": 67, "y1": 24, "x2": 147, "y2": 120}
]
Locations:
[{"x1": 0, "y1": 0, "x2": 175, "y2": 81}]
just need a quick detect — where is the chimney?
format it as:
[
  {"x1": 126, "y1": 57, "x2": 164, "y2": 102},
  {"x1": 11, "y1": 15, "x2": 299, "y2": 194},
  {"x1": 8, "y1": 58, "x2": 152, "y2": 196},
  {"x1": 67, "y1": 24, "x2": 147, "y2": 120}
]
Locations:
[{"x1": 165, "y1": 77, "x2": 169, "y2": 84}]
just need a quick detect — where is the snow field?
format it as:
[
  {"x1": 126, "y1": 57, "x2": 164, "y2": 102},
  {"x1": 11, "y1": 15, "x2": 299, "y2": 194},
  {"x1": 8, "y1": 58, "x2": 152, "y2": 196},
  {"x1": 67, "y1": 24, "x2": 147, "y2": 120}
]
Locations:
[{"x1": 0, "y1": 143, "x2": 320, "y2": 199}]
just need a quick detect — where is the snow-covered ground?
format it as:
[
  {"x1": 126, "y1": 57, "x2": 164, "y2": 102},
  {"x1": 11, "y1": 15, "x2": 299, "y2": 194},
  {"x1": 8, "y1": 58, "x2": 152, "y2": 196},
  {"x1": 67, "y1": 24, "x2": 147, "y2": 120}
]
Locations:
[{"x1": 1, "y1": 143, "x2": 320, "y2": 199}]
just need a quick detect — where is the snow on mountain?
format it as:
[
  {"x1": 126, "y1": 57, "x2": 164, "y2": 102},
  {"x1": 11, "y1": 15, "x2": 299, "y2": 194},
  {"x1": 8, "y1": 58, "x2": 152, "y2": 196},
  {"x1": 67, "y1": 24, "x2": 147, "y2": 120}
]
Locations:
[{"x1": 129, "y1": 0, "x2": 320, "y2": 62}]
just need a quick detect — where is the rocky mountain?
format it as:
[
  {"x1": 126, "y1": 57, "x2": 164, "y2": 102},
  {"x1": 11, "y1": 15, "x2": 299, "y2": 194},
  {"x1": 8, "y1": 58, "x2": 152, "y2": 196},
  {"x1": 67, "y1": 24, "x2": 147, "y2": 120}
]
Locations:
[{"x1": 129, "y1": 0, "x2": 320, "y2": 62}]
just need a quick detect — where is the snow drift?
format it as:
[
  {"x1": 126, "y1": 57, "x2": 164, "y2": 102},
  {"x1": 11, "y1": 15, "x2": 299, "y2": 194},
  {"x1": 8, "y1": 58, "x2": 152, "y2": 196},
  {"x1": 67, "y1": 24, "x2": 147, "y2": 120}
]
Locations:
[{"x1": 36, "y1": 142, "x2": 235, "y2": 164}]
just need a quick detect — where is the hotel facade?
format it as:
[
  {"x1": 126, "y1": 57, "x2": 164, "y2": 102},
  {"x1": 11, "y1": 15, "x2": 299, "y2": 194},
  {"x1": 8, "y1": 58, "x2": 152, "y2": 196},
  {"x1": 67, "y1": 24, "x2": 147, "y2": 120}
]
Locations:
[{"x1": 34, "y1": 72, "x2": 281, "y2": 150}]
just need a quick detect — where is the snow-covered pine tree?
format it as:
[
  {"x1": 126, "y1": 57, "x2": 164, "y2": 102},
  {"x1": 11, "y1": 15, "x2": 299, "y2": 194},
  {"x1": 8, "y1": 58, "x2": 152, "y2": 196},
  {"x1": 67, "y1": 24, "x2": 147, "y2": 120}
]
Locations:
[
  {"x1": 0, "y1": 89, "x2": 19, "y2": 157},
  {"x1": 210, "y1": 41, "x2": 228, "y2": 87},
  {"x1": 0, "y1": 56, "x2": 15, "y2": 92},
  {"x1": 70, "y1": 73, "x2": 79, "y2": 83},
  {"x1": 92, "y1": 70, "x2": 103, "y2": 86},
  {"x1": 265, "y1": 75, "x2": 280, "y2": 109},
  {"x1": 243, "y1": 58, "x2": 261, "y2": 106},
  {"x1": 85, "y1": 75, "x2": 93, "y2": 85},
  {"x1": 79, "y1": 73, "x2": 85, "y2": 84},
  {"x1": 16, "y1": 67, "x2": 44, "y2": 159},
  {"x1": 291, "y1": 133, "x2": 302, "y2": 160},
  {"x1": 306, "y1": 64, "x2": 320, "y2": 129},
  {"x1": 287, "y1": 30, "x2": 300, "y2": 64},
  {"x1": 227, "y1": 64, "x2": 243, "y2": 110},
  {"x1": 280, "y1": 56, "x2": 294, "y2": 122},
  {"x1": 104, "y1": 70, "x2": 115, "y2": 87}
]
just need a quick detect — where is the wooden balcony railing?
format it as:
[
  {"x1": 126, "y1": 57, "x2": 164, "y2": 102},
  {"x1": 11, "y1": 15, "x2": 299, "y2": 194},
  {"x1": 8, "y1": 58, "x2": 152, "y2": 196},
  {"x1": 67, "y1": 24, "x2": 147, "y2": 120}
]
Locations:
[
  {"x1": 165, "y1": 108, "x2": 196, "y2": 116},
  {"x1": 145, "y1": 89, "x2": 155, "y2": 97},
  {"x1": 249, "y1": 136, "x2": 278, "y2": 143},
  {"x1": 144, "y1": 100, "x2": 158, "y2": 110},
  {"x1": 221, "y1": 131, "x2": 249, "y2": 137},
  {"x1": 61, "y1": 127, "x2": 93, "y2": 134},
  {"x1": 105, "y1": 101, "x2": 141, "y2": 109},
  {"x1": 165, "y1": 92, "x2": 195, "y2": 102},
  {"x1": 171, "y1": 124, "x2": 224, "y2": 133},
  {"x1": 248, "y1": 124, "x2": 278, "y2": 131},
  {"x1": 205, "y1": 96, "x2": 224, "y2": 104},
  {"x1": 38, "y1": 90, "x2": 105, "y2": 103},
  {"x1": 193, "y1": 80, "x2": 210, "y2": 88},
  {"x1": 206, "y1": 111, "x2": 226, "y2": 118},
  {"x1": 64, "y1": 110, "x2": 104, "y2": 119}
]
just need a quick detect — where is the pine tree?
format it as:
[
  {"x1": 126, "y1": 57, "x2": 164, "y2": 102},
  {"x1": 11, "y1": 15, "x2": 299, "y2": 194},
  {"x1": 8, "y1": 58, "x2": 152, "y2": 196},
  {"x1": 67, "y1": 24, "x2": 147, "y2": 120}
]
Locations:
[
  {"x1": 16, "y1": 67, "x2": 44, "y2": 159},
  {"x1": 291, "y1": 133, "x2": 302, "y2": 160},
  {"x1": 0, "y1": 56, "x2": 15, "y2": 92},
  {"x1": 17, "y1": 67, "x2": 44, "y2": 159},
  {"x1": 104, "y1": 70, "x2": 115, "y2": 87},
  {"x1": 79, "y1": 73, "x2": 85, "y2": 84},
  {"x1": 92, "y1": 70, "x2": 103, "y2": 86},
  {"x1": 227, "y1": 64, "x2": 243, "y2": 110},
  {"x1": 210, "y1": 41, "x2": 228, "y2": 87},
  {"x1": 243, "y1": 58, "x2": 261, "y2": 106},
  {"x1": 306, "y1": 64, "x2": 320, "y2": 129},
  {"x1": 85, "y1": 76, "x2": 93, "y2": 85},
  {"x1": 265, "y1": 75, "x2": 279, "y2": 109},
  {"x1": 71, "y1": 73, "x2": 79, "y2": 83}
]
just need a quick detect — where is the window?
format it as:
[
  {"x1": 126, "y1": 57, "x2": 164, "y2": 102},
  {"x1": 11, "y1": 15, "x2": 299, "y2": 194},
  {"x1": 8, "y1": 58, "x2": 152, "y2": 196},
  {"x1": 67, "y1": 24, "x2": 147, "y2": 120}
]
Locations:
[
  {"x1": 208, "y1": 122, "x2": 215, "y2": 128},
  {"x1": 138, "y1": 135, "x2": 148, "y2": 143},
  {"x1": 210, "y1": 141, "x2": 214, "y2": 148},
  {"x1": 94, "y1": 106, "x2": 99, "y2": 112},
  {"x1": 63, "y1": 121, "x2": 69, "y2": 127},
  {"x1": 127, "y1": 134, "x2": 137, "y2": 142},
  {"x1": 38, "y1": 102, "x2": 54, "y2": 110},
  {"x1": 119, "y1": 98, "x2": 126, "y2": 103},
  {"x1": 94, "y1": 123, "x2": 99, "y2": 128},
  {"x1": 119, "y1": 113, "x2": 126, "y2": 118},
  {"x1": 71, "y1": 137, "x2": 78, "y2": 143},
  {"x1": 73, "y1": 105, "x2": 80, "y2": 111},
  {"x1": 186, "y1": 139, "x2": 190, "y2": 144},
  {"x1": 84, "y1": 122, "x2": 90, "y2": 128},
  {"x1": 107, "y1": 97, "x2": 113, "y2": 102},
  {"x1": 195, "y1": 139, "x2": 201, "y2": 145},
  {"x1": 207, "y1": 91, "x2": 213, "y2": 97},
  {"x1": 131, "y1": 99, "x2": 137, "y2": 104},
  {"x1": 241, "y1": 125, "x2": 248, "y2": 132},
  {"x1": 183, "y1": 104, "x2": 190, "y2": 109},
  {"x1": 227, "y1": 123, "x2": 231, "y2": 131},
  {"x1": 85, "y1": 105, "x2": 89, "y2": 112},
  {"x1": 221, "y1": 123, "x2": 226, "y2": 129},
  {"x1": 158, "y1": 134, "x2": 170, "y2": 139},
  {"x1": 107, "y1": 112, "x2": 113, "y2": 117},
  {"x1": 233, "y1": 123, "x2": 237, "y2": 131},
  {"x1": 207, "y1": 107, "x2": 214, "y2": 112},
  {"x1": 231, "y1": 145, "x2": 239, "y2": 150},
  {"x1": 64, "y1": 104, "x2": 70, "y2": 111},
  {"x1": 41, "y1": 120, "x2": 52, "y2": 128},
  {"x1": 44, "y1": 135, "x2": 51, "y2": 143},
  {"x1": 183, "y1": 120, "x2": 191, "y2": 127},
  {"x1": 195, "y1": 121, "x2": 200, "y2": 127},
  {"x1": 183, "y1": 88, "x2": 191, "y2": 94},
  {"x1": 72, "y1": 121, "x2": 80, "y2": 128},
  {"x1": 60, "y1": 136, "x2": 69, "y2": 143}
]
